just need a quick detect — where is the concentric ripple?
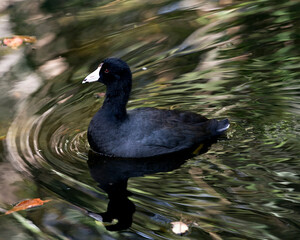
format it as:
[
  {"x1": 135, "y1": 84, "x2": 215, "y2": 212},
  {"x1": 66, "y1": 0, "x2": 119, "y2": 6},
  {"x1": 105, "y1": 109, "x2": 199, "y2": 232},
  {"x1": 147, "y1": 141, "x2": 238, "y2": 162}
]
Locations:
[{"x1": 6, "y1": 91, "x2": 92, "y2": 178}]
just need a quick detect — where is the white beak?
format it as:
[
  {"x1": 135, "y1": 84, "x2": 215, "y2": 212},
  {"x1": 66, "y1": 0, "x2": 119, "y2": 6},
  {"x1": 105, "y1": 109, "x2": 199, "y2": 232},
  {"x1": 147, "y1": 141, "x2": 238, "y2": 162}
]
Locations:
[{"x1": 82, "y1": 66, "x2": 101, "y2": 84}]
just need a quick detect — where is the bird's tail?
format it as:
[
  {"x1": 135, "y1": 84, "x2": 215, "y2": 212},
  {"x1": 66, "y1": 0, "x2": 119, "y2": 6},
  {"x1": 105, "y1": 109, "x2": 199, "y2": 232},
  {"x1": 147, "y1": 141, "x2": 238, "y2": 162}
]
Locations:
[
  {"x1": 209, "y1": 119, "x2": 230, "y2": 136},
  {"x1": 216, "y1": 119, "x2": 230, "y2": 133}
]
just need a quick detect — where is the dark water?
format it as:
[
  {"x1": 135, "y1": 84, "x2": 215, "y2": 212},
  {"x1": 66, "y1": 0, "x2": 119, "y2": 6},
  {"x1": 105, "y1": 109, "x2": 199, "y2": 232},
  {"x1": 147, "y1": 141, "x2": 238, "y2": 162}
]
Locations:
[{"x1": 1, "y1": 0, "x2": 300, "y2": 239}]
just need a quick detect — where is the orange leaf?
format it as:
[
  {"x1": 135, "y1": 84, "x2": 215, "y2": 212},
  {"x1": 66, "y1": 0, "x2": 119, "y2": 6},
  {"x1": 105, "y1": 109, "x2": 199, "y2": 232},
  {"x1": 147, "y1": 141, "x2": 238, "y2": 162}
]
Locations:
[
  {"x1": 5, "y1": 198, "x2": 51, "y2": 215},
  {"x1": 16, "y1": 35, "x2": 37, "y2": 43},
  {"x1": 2, "y1": 35, "x2": 36, "y2": 49},
  {"x1": 3, "y1": 37, "x2": 23, "y2": 49}
]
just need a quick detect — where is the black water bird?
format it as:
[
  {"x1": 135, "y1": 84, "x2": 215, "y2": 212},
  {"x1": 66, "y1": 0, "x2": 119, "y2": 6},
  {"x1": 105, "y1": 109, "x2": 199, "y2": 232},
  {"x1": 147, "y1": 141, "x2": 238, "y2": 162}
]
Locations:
[{"x1": 83, "y1": 58, "x2": 229, "y2": 158}]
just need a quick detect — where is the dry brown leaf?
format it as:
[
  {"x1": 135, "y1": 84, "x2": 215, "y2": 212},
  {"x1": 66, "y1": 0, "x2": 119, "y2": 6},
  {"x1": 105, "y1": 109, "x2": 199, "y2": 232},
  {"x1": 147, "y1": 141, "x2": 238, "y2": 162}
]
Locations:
[
  {"x1": 5, "y1": 198, "x2": 51, "y2": 215},
  {"x1": 2, "y1": 35, "x2": 36, "y2": 49},
  {"x1": 3, "y1": 37, "x2": 23, "y2": 49}
]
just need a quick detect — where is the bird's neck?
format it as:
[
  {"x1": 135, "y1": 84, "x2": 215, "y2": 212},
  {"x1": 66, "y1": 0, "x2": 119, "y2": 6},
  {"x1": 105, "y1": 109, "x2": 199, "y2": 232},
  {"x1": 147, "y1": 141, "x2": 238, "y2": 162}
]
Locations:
[{"x1": 101, "y1": 86, "x2": 130, "y2": 121}]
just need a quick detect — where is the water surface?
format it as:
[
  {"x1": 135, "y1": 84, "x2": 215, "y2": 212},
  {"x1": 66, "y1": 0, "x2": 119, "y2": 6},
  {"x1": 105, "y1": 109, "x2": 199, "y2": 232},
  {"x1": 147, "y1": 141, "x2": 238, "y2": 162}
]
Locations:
[{"x1": 0, "y1": 0, "x2": 300, "y2": 239}]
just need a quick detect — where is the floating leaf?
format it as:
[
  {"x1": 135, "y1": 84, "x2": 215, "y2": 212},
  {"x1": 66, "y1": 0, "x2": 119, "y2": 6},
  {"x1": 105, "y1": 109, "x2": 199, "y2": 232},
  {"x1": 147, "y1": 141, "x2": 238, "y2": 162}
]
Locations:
[
  {"x1": 5, "y1": 198, "x2": 51, "y2": 215},
  {"x1": 3, "y1": 37, "x2": 23, "y2": 49},
  {"x1": 171, "y1": 221, "x2": 189, "y2": 235},
  {"x1": 17, "y1": 35, "x2": 37, "y2": 43},
  {"x1": 2, "y1": 35, "x2": 36, "y2": 49}
]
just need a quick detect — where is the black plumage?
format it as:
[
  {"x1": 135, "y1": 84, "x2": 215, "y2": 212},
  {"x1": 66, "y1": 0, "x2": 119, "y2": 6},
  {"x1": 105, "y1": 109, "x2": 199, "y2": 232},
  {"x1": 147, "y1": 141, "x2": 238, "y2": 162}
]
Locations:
[{"x1": 83, "y1": 58, "x2": 229, "y2": 158}]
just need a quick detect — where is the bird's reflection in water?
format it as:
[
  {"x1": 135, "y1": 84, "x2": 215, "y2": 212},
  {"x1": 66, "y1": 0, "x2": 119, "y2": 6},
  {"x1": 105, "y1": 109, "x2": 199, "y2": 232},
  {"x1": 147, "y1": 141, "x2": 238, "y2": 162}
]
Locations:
[{"x1": 87, "y1": 139, "x2": 218, "y2": 231}]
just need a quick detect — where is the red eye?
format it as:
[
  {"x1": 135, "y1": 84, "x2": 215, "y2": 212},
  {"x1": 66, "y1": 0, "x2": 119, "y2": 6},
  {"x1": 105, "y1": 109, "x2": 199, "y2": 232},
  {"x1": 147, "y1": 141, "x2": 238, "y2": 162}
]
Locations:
[{"x1": 104, "y1": 69, "x2": 109, "y2": 73}]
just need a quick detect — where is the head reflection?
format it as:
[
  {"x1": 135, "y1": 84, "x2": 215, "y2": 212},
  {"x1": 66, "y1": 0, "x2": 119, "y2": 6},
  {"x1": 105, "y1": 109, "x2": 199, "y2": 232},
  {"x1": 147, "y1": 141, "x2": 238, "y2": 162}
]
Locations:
[{"x1": 87, "y1": 139, "x2": 217, "y2": 231}]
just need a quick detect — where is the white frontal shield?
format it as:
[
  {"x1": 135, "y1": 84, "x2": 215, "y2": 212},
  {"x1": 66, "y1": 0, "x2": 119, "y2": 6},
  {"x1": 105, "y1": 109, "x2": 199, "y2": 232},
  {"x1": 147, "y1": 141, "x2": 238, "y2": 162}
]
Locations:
[{"x1": 82, "y1": 66, "x2": 101, "y2": 84}]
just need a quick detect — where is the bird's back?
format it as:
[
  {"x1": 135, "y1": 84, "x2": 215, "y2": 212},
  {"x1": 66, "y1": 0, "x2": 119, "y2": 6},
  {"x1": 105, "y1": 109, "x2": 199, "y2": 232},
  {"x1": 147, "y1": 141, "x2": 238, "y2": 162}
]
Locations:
[{"x1": 88, "y1": 107, "x2": 229, "y2": 158}]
